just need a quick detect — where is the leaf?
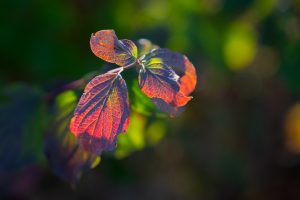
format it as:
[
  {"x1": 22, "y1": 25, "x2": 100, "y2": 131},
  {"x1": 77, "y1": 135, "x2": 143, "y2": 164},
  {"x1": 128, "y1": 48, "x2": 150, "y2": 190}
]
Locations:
[
  {"x1": 90, "y1": 30, "x2": 138, "y2": 67},
  {"x1": 139, "y1": 49, "x2": 197, "y2": 116},
  {"x1": 142, "y1": 48, "x2": 197, "y2": 95},
  {"x1": 138, "y1": 60, "x2": 191, "y2": 110},
  {"x1": 45, "y1": 90, "x2": 100, "y2": 184},
  {"x1": 129, "y1": 80, "x2": 163, "y2": 116},
  {"x1": 70, "y1": 70, "x2": 130, "y2": 155}
]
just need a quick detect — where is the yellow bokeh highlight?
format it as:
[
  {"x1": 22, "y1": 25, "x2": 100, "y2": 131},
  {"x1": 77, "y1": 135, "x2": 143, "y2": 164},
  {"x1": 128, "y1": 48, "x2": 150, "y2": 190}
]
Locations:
[
  {"x1": 284, "y1": 103, "x2": 300, "y2": 154},
  {"x1": 146, "y1": 121, "x2": 166, "y2": 146},
  {"x1": 56, "y1": 90, "x2": 77, "y2": 109},
  {"x1": 126, "y1": 114, "x2": 146, "y2": 149},
  {"x1": 224, "y1": 22, "x2": 257, "y2": 70},
  {"x1": 90, "y1": 156, "x2": 101, "y2": 169},
  {"x1": 115, "y1": 112, "x2": 146, "y2": 159}
]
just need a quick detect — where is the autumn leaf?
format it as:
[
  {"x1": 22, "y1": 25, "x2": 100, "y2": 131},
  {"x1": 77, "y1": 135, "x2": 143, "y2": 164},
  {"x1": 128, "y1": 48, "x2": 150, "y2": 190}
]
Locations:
[
  {"x1": 90, "y1": 30, "x2": 138, "y2": 67},
  {"x1": 138, "y1": 62, "x2": 191, "y2": 108},
  {"x1": 70, "y1": 69, "x2": 130, "y2": 155},
  {"x1": 139, "y1": 49, "x2": 197, "y2": 116},
  {"x1": 142, "y1": 48, "x2": 197, "y2": 95}
]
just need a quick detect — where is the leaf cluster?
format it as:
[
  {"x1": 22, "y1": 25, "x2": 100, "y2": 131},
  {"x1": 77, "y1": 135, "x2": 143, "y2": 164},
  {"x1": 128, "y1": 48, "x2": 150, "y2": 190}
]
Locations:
[{"x1": 70, "y1": 30, "x2": 197, "y2": 155}]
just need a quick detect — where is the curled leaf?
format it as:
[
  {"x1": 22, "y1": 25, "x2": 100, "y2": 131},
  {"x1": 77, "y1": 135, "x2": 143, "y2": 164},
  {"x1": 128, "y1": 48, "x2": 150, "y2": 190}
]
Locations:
[
  {"x1": 139, "y1": 49, "x2": 197, "y2": 116},
  {"x1": 44, "y1": 91, "x2": 100, "y2": 184},
  {"x1": 70, "y1": 70, "x2": 130, "y2": 155},
  {"x1": 138, "y1": 62, "x2": 191, "y2": 108},
  {"x1": 142, "y1": 48, "x2": 197, "y2": 95},
  {"x1": 90, "y1": 30, "x2": 138, "y2": 67}
]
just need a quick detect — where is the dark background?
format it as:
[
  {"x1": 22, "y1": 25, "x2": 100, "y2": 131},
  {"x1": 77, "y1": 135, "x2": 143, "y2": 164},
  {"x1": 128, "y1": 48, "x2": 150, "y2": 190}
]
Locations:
[{"x1": 1, "y1": 0, "x2": 300, "y2": 199}]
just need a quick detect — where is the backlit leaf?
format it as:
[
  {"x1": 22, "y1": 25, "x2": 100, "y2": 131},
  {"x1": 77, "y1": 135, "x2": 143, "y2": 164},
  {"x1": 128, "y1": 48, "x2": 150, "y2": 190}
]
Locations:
[
  {"x1": 138, "y1": 62, "x2": 191, "y2": 108},
  {"x1": 70, "y1": 70, "x2": 130, "y2": 155},
  {"x1": 142, "y1": 48, "x2": 197, "y2": 95},
  {"x1": 139, "y1": 49, "x2": 197, "y2": 116},
  {"x1": 90, "y1": 30, "x2": 138, "y2": 67},
  {"x1": 44, "y1": 90, "x2": 100, "y2": 184},
  {"x1": 130, "y1": 79, "x2": 166, "y2": 117}
]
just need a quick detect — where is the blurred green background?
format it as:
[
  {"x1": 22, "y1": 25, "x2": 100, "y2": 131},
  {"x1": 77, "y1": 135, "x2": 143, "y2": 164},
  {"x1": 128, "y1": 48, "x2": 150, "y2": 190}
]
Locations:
[{"x1": 1, "y1": 0, "x2": 300, "y2": 199}]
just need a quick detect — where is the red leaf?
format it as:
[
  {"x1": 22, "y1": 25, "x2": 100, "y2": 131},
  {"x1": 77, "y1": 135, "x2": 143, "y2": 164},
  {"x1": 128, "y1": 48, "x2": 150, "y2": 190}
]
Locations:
[
  {"x1": 70, "y1": 70, "x2": 130, "y2": 154},
  {"x1": 90, "y1": 30, "x2": 138, "y2": 67},
  {"x1": 138, "y1": 63, "x2": 191, "y2": 108},
  {"x1": 139, "y1": 49, "x2": 197, "y2": 116},
  {"x1": 142, "y1": 48, "x2": 197, "y2": 95}
]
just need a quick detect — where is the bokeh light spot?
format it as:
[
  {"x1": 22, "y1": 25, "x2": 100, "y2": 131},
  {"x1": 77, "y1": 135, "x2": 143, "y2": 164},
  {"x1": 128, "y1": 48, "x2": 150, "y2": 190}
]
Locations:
[
  {"x1": 284, "y1": 103, "x2": 300, "y2": 154},
  {"x1": 224, "y1": 22, "x2": 257, "y2": 70}
]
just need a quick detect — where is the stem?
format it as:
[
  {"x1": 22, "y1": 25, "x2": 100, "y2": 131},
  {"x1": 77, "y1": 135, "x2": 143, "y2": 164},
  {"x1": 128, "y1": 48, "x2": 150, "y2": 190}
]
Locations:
[
  {"x1": 107, "y1": 60, "x2": 142, "y2": 74},
  {"x1": 44, "y1": 60, "x2": 143, "y2": 102}
]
